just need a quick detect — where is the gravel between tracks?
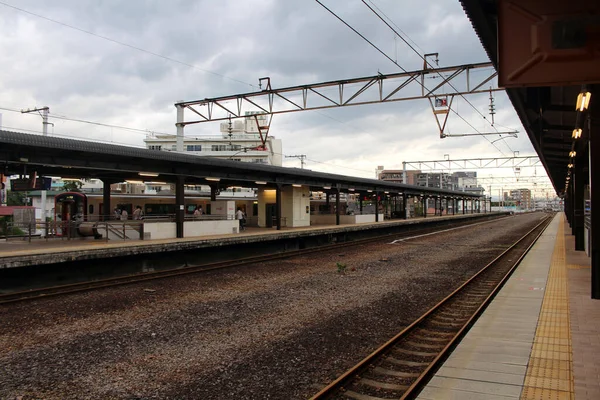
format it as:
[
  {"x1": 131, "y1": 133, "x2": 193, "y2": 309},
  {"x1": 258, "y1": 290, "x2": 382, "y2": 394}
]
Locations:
[{"x1": 0, "y1": 213, "x2": 548, "y2": 399}]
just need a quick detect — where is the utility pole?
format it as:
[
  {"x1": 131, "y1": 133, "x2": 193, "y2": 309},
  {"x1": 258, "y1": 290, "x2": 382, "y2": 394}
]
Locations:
[
  {"x1": 21, "y1": 106, "x2": 50, "y2": 135},
  {"x1": 21, "y1": 106, "x2": 50, "y2": 224},
  {"x1": 286, "y1": 154, "x2": 307, "y2": 169}
]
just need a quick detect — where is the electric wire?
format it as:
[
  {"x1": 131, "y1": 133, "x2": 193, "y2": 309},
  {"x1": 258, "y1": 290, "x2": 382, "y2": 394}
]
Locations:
[
  {"x1": 0, "y1": 1, "x2": 257, "y2": 90},
  {"x1": 0, "y1": 106, "x2": 172, "y2": 137},
  {"x1": 361, "y1": 0, "x2": 516, "y2": 154},
  {"x1": 0, "y1": 1, "x2": 367, "y2": 138},
  {"x1": 315, "y1": 0, "x2": 508, "y2": 155}
]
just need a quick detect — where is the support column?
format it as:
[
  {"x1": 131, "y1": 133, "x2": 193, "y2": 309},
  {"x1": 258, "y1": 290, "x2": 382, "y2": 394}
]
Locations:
[
  {"x1": 101, "y1": 179, "x2": 112, "y2": 221},
  {"x1": 403, "y1": 193, "x2": 408, "y2": 219},
  {"x1": 423, "y1": 197, "x2": 427, "y2": 218},
  {"x1": 335, "y1": 188, "x2": 340, "y2": 225},
  {"x1": 276, "y1": 184, "x2": 282, "y2": 230},
  {"x1": 375, "y1": 192, "x2": 379, "y2": 222},
  {"x1": 590, "y1": 104, "x2": 600, "y2": 298},
  {"x1": 574, "y1": 162, "x2": 585, "y2": 251},
  {"x1": 175, "y1": 176, "x2": 185, "y2": 238},
  {"x1": 176, "y1": 103, "x2": 184, "y2": 152},
  {"x1": 463, "y1": 198, "x2": 466, "y2": 214},
  {"x1": 359, "y1": 195, "x2": 363, "y2": 214},
  {"x1": 210, "y1": 184, "x2": 218, "y2": 201},
  {"x1": 453, "y1": 198, "x2": 456, "y2": 215}
]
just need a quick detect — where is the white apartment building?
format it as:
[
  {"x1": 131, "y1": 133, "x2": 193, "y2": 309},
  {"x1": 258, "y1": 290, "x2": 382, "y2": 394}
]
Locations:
[{"x1": 144, "y1": 112, "x2": 283, "y2": 166}]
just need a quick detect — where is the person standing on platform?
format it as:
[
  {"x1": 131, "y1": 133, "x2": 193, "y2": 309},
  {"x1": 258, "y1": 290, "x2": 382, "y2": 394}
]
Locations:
[
  {"x1": 113, "y1": 207, "x2": 121, "y2": 220},
  {"x1": 236, "y1": 207, "x2": 245, "y2": 231},
  {"x1": 120, "y1": 209, "x2": 128, "y2": 221},
  {"x1": 133, "y1": 206, "x2": 143, "y2": 220}
]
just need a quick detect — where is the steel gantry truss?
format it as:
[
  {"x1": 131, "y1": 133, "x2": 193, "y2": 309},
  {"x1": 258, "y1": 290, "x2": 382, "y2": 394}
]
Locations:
[
  {"x1": 402, "y1": 156, "x2": 542, "y2": 172},
  {"x1": 175, "y1": 62, "x2": 500, "y2": 126}
]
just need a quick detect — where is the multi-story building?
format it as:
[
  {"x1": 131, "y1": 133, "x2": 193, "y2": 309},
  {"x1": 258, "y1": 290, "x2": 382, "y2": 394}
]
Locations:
[
  {"x1": 377, "y1": 169, "x2": 420, "y2": 185},
  {"x1": 144, "y1": 112, "x2": 283, "y2": 166},
  {"x1": 378, "y1": 168, "x2": 484, "y2": 196},
  {"x1": 510, "y1": 188, "x2": 532, "y2": 210}
]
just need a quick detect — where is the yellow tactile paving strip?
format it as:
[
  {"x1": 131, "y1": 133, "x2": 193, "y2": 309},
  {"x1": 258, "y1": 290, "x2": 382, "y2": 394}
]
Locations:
[{"x1": 521, "y1": 217, "x2": 574, "y2": 400}]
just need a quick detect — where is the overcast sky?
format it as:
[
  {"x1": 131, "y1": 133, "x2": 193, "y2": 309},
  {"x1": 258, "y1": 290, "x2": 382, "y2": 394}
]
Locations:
[{"x1": 0, "y1": 0, "x2": 554, "y2": 197}]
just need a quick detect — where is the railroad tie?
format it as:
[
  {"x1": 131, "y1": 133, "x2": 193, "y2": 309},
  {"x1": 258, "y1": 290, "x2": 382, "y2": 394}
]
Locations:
[
  {"x1": 417, "y1": 328, "x2": 455, "y2": 337},
  {"x1": 429, "y1": 318, "x2": 464, "y2": 327},
  {"x1": 393, "y1": 347, "x2": 438, "y2": 357},
  {"x1": 405, "y1": 340, "x2": 445, "y2": 350},
  {"x1": 359, "y1": 378, "x2": 409, "y2": 391},
  {"x1": 343, "y1": 389, "x2": 392, "y2": 400},
  {"x1": 384, "y1": 356, "x2": 429, "y2": 367},
  {"x1": 410, "y1": 334, "x2": 447, "y2": 342},
  {"x1": 432, "y1": 314, "x2": 465, "y2": 322},
  {"x1": 372, "y1": 366, "x2": 420, "y2": 378}
]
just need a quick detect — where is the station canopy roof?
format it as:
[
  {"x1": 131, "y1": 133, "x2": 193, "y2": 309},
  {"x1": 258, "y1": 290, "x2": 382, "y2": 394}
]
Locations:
[
  {"x1": 459, "y1": 0, "x2": 591, "y2": 196},
  {"x1": 0, "y1": 130, "x2": 482, "y2": 198}
]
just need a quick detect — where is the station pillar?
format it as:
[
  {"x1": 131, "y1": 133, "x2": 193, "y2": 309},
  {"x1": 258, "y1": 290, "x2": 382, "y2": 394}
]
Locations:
[
  {"x1": 276, "y1": 184, "x2": 282, "y2": 230},
  {"x1": 375, "y1": 192, "x2": 379, "y2": 222},
  {"x1": 335, "y1": 188, "x2": 340, "y2": 225},
  {"x1": 101, "y1": 178, "x2": 115, "y2": 221},
  {"x1": 403, "y1": 193, "x2": 408, "y2": 219},
  {"x1": 573, "y1": 161, "x2": 585, "y2": 251},
  {"x1": 590, "y1": 102, "x2": 600, "y2": 299},
  {"x1": 423, "y1": 197, "x2": 427, "y2": 218},
  {"x1": 463, "y1": 198, "x2": 466, "y2": 214},
  {"x1": 175, "y1": 176, "x2": 185, "y2": 238}
]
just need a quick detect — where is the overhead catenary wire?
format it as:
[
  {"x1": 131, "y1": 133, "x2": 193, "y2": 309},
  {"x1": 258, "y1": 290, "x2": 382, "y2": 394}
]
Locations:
[
  {"x1": 0, "y1": 1, "x2": 257, "y2": 90},
  {"x1": 360, "y1": 0, "x2": 515, "y2": 154},
  {"x1": 0, "y1": 106, "x2": 173, "y2": 137},
  {"x1": 314, "y1": 1, "x2": 508, "y2": 156},
  {"x1": 0, "y1": 2, "x2": 372, "y2": 142}
]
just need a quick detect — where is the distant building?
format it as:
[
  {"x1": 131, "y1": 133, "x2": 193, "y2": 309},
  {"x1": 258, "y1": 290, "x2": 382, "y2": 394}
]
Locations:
[
  {"x1": 510, "y1": 188, "x2": 532, "y2": 210},
  {"x1": 378, "y1": 169, "x2": 420, "y2": 185},
  {"x1": 144, "y1": 112, "x2": 282, "y2": 166}
]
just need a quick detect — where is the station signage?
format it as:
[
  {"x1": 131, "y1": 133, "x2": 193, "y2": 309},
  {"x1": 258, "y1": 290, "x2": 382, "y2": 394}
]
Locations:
[{"x1": 10, "y1": 177, "x2": 52, "y2": 191}]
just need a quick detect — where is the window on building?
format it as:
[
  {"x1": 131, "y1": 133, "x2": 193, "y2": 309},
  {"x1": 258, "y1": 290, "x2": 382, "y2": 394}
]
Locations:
[
  {"x1": 186, "y1": 145, "x2": 202, "y2": 151},
  {"x1": 211, "y1": 144, "x2": 242, "y2": 151},
  {"x1": 148, "y1": 145, "x2": 162, "y2": 150}
]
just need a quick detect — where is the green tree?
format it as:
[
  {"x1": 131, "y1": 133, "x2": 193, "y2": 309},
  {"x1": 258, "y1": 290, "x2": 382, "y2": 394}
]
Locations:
[
  {"x1": 62, "y1": 180, "x2": 83, "y2": 192},
  {"x1": 7, "y1": 190, "x2": 27, "y2": 206}
]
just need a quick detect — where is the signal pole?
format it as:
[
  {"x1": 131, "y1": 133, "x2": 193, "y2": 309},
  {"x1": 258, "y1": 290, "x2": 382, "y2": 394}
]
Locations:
[
  {"x1": 286, "y1": 154, "x2": 307, "y2": 169},
  {"x1": 21, "y1": 106, "x2": 50, "y2": 224},
  {"x1": 21, "y1": 106, "x2": 50, "y2": 135}
]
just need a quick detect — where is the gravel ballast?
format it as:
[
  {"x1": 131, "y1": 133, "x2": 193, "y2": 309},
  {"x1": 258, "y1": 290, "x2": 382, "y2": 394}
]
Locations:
[{"x1": 0, "y1": 213, "x2": 548, "y2": 399}]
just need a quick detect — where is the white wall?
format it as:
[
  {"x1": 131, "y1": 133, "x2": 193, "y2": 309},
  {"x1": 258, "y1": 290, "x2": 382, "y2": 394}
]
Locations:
[
  {"x1": 184, "y1": 220, "x2": 239, "y2": 236},
  {"x1": 310, "y1": 214, "x2": 383, "y2": 225},
  {"x1": 211, "y1": 200, "x2": 235, "y2": 218},
  {"x1": 143, "y1": 220, "x2": 240, "y2": 240},
  {"x1": 281, "y1": 186, "x2": 310, "y2": 227},
  {"x1": 143, "y1": 222, "x2": 177, "y2": 240}
]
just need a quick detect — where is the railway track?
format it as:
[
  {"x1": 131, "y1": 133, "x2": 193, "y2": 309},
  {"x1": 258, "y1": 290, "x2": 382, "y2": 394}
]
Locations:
[
  {"x1": 310, "y1": 214, "x2": 552, "y2": 400},
  {"x1": 0, "y1": 215, "x2": 510, "y2": 305}
]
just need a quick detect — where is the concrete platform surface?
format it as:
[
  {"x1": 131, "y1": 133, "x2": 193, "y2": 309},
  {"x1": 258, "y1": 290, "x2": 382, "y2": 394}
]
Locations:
[{"x1": 417, "y1": 213, "x2": 598, "y2": 400}]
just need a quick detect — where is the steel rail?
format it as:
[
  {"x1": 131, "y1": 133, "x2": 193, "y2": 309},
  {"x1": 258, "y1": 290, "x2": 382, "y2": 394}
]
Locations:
[
  {"x1": 0, "y1": 215, "x2": 511, "y2": 305},
  {"x1": 310, "y1": 214, "x2": 552, "y2": 400}
]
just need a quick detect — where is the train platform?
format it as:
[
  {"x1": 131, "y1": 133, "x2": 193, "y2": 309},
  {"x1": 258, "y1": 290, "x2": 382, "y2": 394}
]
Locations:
[
  {"x1": 417, "y1": 213, "x2": 599, "y2": 400},
  {"x1": 0, "y1": 212, "x2": 501, "y2": 270}
]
